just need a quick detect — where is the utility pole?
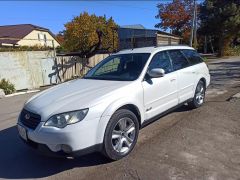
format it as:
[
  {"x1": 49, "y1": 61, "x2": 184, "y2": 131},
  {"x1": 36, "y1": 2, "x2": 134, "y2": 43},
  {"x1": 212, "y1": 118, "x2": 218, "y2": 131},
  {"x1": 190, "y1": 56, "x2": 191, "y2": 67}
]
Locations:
[
  {"x1": 193, "y1": 0, "x2": 198, "y2": 48},
  {"x1": 189, "y1": 0, "x2": 196, "y2": 47}
]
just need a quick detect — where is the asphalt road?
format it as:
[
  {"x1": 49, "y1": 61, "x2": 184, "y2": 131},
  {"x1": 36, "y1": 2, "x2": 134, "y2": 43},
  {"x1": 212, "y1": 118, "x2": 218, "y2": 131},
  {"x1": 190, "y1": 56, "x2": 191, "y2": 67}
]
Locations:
[{"x1": 0, "y1": 57, "x2": 240, "y2": 180}]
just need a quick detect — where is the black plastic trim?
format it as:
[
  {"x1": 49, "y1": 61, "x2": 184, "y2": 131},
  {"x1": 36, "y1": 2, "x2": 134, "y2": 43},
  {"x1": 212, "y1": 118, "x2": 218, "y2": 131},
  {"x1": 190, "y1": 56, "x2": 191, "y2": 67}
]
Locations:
[
  {"x1": 20, "y1": 137, "x2": 103, "y2": 158},
  {"x1": 141, "y1": 98, "x2": 193, "y2": 128}
]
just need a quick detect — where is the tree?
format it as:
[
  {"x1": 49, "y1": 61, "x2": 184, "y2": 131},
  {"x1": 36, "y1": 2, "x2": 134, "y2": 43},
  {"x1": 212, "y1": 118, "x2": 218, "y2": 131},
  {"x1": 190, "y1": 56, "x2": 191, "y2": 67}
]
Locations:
[
  {"x1": 155, "y1": 0, "x2": 194, "y2": 43},
  {"x1": 55, "y1": 32, "x2": 65, "y2": 45},
  {"x1": 199, "y1": 0, "x2": 240, "y2": 56},
  {"x1": 61, "y1": 12, "x2": 118, "y2": 57}
]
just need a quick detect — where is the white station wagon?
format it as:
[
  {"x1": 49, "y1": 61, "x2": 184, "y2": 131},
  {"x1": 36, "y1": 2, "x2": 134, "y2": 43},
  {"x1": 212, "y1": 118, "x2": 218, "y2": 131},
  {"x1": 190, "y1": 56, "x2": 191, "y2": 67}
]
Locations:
[{"x1": 17, "y1": 46, "x2": 210, "y2": 160}]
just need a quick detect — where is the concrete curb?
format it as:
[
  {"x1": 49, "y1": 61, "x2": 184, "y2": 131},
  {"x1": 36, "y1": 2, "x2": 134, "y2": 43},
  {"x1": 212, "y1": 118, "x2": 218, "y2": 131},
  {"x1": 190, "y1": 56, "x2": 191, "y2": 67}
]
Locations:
[
  {"x1": 5, "y1": 90, "x2": 40, "y2": 97},
  {"x1": 228, "y1": 92, "x2": 240, "y2": 102},
  {"x1": 232, "y1": 92, "x2": 240, "y2": 98}
]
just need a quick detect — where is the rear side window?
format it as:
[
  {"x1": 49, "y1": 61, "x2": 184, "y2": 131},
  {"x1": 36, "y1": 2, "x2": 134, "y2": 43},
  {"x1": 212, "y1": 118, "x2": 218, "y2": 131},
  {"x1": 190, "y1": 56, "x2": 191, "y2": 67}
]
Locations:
[
  {"x1": 182, "y1": 49, "x2": 203, "y2": 65},
  {"x1": 148, "y1": 51, "x2": 172, "y2": 74},
  {"x1": 168, "y1": 50, "x2": 190, "y2": 71}
]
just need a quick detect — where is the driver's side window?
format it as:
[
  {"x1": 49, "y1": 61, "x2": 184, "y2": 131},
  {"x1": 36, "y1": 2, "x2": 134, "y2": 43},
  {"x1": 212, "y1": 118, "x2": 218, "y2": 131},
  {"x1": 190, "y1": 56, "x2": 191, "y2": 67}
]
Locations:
[{"x1": 148, "y1": 51, "x2": 172, "y2": 74}]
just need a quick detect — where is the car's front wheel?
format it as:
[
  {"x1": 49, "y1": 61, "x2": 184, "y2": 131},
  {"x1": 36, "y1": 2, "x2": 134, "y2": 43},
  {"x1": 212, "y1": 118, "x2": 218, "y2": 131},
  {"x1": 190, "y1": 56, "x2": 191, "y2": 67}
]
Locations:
[{"x1": 102, "y1": 109, "x2": 139, "y2": 160}]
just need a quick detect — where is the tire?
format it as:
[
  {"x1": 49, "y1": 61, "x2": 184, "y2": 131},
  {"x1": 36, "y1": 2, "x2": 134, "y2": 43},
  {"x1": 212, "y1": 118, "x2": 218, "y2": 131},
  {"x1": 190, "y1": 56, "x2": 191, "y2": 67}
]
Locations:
[
  {"x1": 102, "y1": 109, "x2": 139, "y2": 160},
  {"x1": 188, "y1": 80, "x2": 206, "y2": 109}
]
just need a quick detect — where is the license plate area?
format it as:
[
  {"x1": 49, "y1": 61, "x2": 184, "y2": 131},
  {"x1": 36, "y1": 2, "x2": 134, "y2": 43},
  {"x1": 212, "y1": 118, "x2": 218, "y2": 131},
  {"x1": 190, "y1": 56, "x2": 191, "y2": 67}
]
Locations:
[{"x1": 18, "y1": 125, "x2": 28, "y2": 141}]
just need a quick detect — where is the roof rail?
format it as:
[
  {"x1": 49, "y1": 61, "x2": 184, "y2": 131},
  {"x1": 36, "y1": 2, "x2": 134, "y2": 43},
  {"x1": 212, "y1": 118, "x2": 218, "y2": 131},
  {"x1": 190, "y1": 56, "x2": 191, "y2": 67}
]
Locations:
[{"x1": 154, "y1": 44, "x2": 190, "y2": 48}]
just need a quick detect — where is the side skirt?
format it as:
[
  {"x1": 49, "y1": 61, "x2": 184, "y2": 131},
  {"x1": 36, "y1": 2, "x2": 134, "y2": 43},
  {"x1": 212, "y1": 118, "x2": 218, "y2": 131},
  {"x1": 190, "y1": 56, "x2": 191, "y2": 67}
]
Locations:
[{"x1": 141, "y1": 98, "x2": 193, "y2": 128}]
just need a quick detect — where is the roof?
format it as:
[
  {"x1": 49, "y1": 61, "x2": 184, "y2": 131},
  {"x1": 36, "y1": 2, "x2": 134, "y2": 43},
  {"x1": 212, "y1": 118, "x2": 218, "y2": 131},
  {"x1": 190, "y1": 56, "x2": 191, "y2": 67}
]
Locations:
[
  {"x1": 118, "y1": 24, "x2": 181, "y2": 39},
  {"x1": 120, "y1": 24, "x2": 146, "y2": 29},
  {"x1": 157, "y1": 31, "x2": 181, "y2": 38},
  {"x1": 116, "y1": 45, "x2": 193, "y2": 55},
  {"x1": 0, "y1": 24, "x2": 56, "y2": 45}
]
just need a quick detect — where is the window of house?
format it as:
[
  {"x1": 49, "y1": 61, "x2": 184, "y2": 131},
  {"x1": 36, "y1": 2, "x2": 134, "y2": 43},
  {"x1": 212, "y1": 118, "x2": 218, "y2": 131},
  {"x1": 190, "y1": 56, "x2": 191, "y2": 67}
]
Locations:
[
  {"x1": 38, "y1": 33, "x2": 44, "y2": 41},
  {"x1": 38, "y1": 33, "x2": 47, "y2": 46},
  {"x1": 44, "y1": 34, "x2": 47, "y2": 42}
]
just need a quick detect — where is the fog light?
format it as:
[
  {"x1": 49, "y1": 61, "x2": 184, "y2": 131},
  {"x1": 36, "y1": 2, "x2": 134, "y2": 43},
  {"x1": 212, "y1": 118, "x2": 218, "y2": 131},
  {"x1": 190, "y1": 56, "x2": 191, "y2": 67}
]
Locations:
[{"x1": 61, "y1": 144, "x2": 72, "y2": 153}]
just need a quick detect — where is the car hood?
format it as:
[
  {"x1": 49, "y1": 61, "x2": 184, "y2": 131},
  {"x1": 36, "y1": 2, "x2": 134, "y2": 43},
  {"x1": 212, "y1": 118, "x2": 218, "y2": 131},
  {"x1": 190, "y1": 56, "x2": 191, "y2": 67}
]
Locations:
[{"x1": 24, "y1": 79, "x2": 132, "y2": 120}]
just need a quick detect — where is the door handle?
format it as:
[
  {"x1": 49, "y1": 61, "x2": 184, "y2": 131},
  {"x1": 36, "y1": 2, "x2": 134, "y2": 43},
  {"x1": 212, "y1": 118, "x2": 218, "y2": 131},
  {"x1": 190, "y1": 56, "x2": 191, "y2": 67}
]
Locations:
[{"x1": 170, "y1": 78, "x2": 176, "y2": 82}]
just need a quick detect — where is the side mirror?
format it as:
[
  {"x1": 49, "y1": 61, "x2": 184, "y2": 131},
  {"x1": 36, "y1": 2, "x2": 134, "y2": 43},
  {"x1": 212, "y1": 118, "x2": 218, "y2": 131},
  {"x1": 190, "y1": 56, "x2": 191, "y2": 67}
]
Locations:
[{"x1": 147, "y1": 68, "x2": 165, "y2": 78}]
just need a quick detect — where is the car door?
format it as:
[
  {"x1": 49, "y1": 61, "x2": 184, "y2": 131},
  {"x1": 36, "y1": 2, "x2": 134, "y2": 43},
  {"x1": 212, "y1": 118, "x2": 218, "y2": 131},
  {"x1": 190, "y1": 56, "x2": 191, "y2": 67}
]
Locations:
[
  {"x1": 181, "y1": 49, "x2": 204, "y2": 84},
  {"x1": 168, "y1": 50, "x2": 195, "y2": 103},
  {"x1": 142, "y1": 51, "x2": 178, "y2": 120}
]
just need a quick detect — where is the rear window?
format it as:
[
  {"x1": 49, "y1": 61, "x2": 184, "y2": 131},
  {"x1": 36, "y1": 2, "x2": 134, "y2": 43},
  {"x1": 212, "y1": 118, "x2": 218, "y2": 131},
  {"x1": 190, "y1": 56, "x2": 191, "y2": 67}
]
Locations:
[{"x1": 182, "y1": 49, "x2": 203, "y2": 65}]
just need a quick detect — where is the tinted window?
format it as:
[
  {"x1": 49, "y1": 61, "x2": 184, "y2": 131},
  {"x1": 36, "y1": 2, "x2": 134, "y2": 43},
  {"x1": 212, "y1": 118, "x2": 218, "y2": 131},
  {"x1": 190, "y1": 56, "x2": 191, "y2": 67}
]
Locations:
[
  {"x1": 95, "y1": 57, "x2": 120, "y2": 75},
  {"x1": 84, "y1": 53, "x2": 150, "y2": 81},
  {"x1": 168, "y1": 50, "x2": 190, "y2": 71},
  {"x1": 148, "y1": 51, "x2": 172, "y2": 74},
  {"x1": 182, "y1": 49, "x2": 203, "y2": 65}
]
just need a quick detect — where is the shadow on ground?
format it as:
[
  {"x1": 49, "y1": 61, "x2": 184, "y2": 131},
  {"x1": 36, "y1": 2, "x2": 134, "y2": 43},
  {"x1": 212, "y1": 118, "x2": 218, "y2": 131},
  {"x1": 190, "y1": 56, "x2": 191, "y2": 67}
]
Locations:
[
  {"x1": 209, "y1": 61, "x2": 240, "y2": 88},
  {"x1": 0, "y1": 103, "x2": 193, "y2": 179},
  {"x1": 0, "y1": 126, "x2": 109, "y2": 179}
]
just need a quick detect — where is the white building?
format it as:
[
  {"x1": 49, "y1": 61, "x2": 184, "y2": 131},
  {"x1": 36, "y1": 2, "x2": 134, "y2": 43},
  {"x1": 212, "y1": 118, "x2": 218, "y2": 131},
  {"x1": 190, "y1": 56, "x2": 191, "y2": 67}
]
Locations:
[{"x1": 0, "y1": 24, "x2": 60, "y2": 47}]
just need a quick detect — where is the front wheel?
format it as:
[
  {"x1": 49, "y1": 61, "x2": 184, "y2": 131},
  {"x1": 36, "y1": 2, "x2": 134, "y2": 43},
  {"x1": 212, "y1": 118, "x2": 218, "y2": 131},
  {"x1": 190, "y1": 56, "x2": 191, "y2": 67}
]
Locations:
[
  {"x1": 189, "y1": 80, "x2": 206, "y2": 109},
  {"x1": 102, "y1": 109, "x2": 139, "y2": 160}
]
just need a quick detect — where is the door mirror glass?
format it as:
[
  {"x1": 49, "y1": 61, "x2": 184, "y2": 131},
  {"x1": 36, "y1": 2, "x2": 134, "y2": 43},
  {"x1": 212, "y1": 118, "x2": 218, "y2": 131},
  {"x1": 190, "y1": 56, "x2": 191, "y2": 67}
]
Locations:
[{"x1": 148, "y1": 68, "x2": 165, "y2": 78}]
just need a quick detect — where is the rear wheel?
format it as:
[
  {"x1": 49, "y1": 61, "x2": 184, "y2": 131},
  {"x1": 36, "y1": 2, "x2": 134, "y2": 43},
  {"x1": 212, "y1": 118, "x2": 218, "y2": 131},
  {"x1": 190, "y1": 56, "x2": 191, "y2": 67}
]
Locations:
[
  {"x1": 102, "y1": 109, "x2": 139, "y2": 160},
  {"x1": 189, "y1": 80, "x2": 206, "y2": 109}
]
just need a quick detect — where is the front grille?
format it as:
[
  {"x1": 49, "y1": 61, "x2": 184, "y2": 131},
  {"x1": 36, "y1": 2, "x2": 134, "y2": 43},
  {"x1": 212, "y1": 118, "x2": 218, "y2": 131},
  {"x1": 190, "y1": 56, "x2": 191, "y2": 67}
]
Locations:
[{"x1": 20, "y1": 109, "x2": 41, "y2": 130}]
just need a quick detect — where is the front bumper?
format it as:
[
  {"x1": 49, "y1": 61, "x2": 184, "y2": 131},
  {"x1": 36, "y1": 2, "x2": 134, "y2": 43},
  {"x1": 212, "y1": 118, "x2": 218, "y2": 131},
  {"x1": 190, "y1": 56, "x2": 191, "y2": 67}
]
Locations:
[
  {"x1": 17, "y1": 116, "x2": 103, "y2": 156},
  {"x1": 20, "y1": 136, "x2": 102, "y2": 157}
]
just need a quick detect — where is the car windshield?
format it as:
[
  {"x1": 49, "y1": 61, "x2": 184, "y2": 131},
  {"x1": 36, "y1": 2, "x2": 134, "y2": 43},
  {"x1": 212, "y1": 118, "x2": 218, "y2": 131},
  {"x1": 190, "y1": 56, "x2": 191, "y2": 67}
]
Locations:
[{"x1": 84, "y1": 53, "x2": 150, "y2": 81}]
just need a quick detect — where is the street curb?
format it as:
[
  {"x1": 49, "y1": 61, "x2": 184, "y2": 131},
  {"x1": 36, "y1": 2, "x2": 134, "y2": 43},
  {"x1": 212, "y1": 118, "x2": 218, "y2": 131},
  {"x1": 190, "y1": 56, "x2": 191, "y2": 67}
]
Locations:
[{"x1": 5, "y1": 90, "x2": 40, "y2": 97}]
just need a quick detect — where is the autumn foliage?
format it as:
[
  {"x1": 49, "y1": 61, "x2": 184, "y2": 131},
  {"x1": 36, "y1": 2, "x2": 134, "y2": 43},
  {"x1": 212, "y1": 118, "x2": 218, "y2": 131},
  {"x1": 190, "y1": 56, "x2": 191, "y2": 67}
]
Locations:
[
  {"x1": 60, "y1": 12, "x2": 118, "y2": 53},
  {"x1": 155, "y1": 0, "x2": 193, "y2": 43}
]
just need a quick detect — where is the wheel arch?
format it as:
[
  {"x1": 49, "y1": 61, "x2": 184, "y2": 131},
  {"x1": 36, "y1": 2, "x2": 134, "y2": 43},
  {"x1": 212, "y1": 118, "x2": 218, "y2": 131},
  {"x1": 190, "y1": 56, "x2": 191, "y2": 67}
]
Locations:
[
  {"x1": 199, "y1": 77, "x2": 207, "y2": 89},
  {"x1": 117, "y1": 104, "x2": 141, "y2": 127},
  {"x1": 96, "y1": 99, "x2": 143, "y2": 145}
]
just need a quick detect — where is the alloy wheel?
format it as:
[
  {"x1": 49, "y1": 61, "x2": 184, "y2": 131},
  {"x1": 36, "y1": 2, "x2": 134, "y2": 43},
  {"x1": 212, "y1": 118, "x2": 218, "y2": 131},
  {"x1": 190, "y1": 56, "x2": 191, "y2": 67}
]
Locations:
[
  {"x1": 195, "y1": 83, "x2": 205, "y2": 105},
  {"x1": 111, "y1": 117, "x2": 136, "y2": 154}
]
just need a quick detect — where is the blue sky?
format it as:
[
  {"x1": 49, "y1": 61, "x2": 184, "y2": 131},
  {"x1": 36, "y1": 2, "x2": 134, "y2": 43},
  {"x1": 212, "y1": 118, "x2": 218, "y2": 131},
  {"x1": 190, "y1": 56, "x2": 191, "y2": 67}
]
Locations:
[{"x1": 0, "y1": 1, "x2": 167, "y2": 34}]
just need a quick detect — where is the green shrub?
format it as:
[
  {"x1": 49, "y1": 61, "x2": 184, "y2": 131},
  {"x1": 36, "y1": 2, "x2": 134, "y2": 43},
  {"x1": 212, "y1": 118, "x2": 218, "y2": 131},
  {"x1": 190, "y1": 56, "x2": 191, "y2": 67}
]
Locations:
[
  {"x1": 202, "y1": 57, "x2": 208, "y2": 62},
  {"x1": 0, "y1": 79, "x2": 16, "y2": 95},
  {"x1": 0, "y1": 45, "x2": 53, "y2": 52},
  {"x1": 224, "y1": 46, "x2": 240, "y2": 56}
]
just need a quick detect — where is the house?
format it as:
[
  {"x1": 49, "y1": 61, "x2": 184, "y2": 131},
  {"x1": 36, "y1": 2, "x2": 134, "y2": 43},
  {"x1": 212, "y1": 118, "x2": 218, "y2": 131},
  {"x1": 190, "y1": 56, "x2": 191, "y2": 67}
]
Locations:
[
  {"x1": 118, "y1": 24, "x2": 182, "y2": 50},
  {"x1": 0, "y1": 24, "x2": 60, "y2": 47}
]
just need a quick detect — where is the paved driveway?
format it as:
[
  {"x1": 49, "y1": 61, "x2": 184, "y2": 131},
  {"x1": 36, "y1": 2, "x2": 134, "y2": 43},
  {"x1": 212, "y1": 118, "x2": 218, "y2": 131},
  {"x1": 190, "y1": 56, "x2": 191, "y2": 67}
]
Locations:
[{"x1": 0, "y1": 57, "x2": 239, "y2": 180}]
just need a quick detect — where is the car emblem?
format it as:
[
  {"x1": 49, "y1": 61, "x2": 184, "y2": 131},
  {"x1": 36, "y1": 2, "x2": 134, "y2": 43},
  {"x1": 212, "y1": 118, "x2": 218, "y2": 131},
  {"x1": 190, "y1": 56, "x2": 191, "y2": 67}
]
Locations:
[{"x1": 25, "y1": 113, "x2": 30, "y2": 120}]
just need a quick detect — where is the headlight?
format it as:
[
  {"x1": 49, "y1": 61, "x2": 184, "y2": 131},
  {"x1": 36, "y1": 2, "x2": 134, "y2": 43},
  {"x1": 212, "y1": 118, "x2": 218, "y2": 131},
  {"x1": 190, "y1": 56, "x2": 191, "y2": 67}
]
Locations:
[{"x1": 45, "y1": 109, "x2": 88, "y2": 128}]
